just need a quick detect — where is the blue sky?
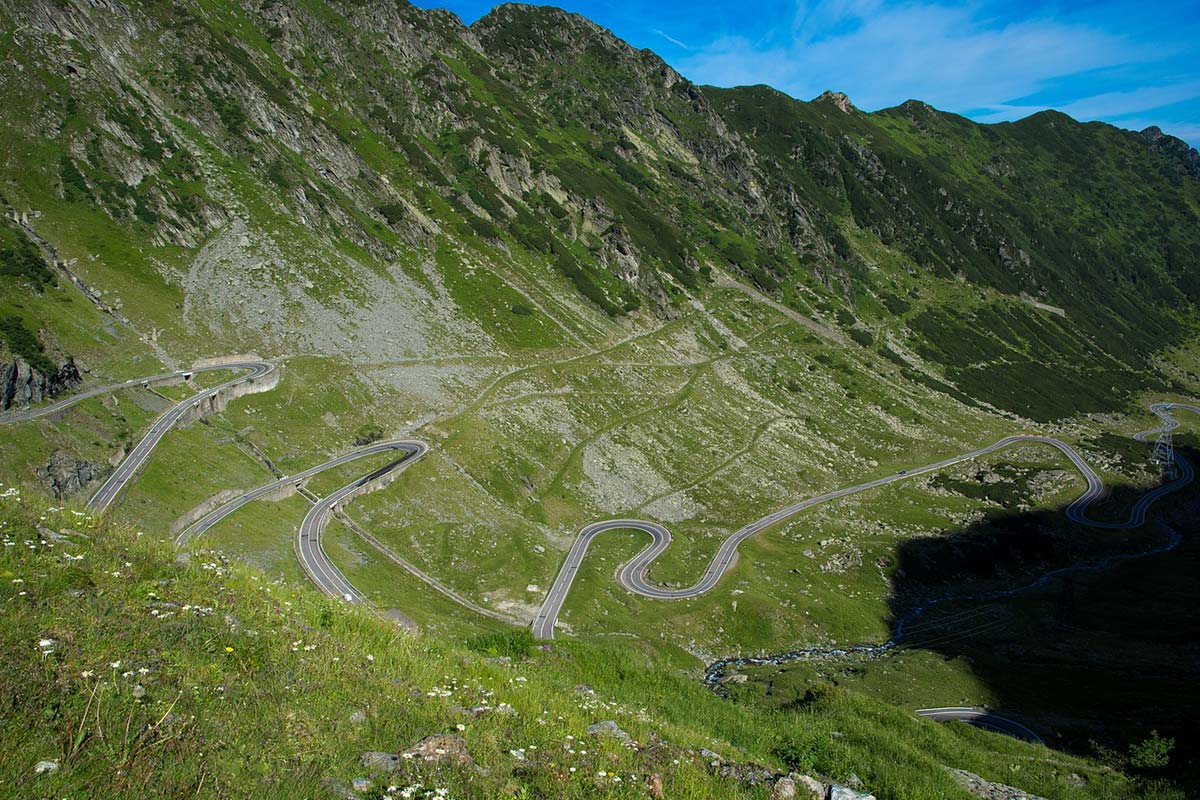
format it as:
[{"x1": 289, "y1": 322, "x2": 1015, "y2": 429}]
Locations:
[{"x1": 414, "y1": 0, "x2": 1200, "y2": 147}]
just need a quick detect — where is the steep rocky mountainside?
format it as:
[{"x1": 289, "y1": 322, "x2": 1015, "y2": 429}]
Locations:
[{"x1": 0, "y1": 0, "x2": 1197, "y2": 420}]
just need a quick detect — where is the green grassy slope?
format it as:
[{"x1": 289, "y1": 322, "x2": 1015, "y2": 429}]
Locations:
[{"x1": 2, "y1": 490, "x2": 1187, "y2": 800}]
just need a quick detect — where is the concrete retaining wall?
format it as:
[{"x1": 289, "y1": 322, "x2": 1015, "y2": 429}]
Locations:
[
  {"x1": 191, "y1": 354, "x2": 264, "y2": 369},
  {"x1": 177, "y1": 366, "x2": 280, "y2": 428},
  {"x1": 171, "y1": 488, "x2": 247, "y2": 536}
]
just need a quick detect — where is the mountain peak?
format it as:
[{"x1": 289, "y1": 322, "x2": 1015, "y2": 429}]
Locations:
[
  {"x1": 1139, "y1": 125, "x2": 1200, "y2": 179},
  {"x1": 814, "y1": 90, "x2": 855, "y2": 114}
]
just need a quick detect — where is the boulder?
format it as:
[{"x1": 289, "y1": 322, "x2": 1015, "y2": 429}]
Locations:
[
  {"x1": 772, "y1": 776, "x2": 797, "y2": 799},
  {"x1": 1, "y1": 356, "x2": 80, "y2": 410},
  {"x1": 37, "y1": 449, "x2": 104, "y2": 498},
  {"x1": 829, "y1": 785, "x2": 876, "y2": 800},
  {"x1": 717, "y1": 761, "x2": 778, "y2": 785},
  {"x1": 790, "y1": 773, "x2": 825, "y2": 799}
]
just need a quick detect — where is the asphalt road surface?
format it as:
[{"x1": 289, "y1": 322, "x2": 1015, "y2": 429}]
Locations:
[
  {"x1": 7, "y1": 358, "x2": 1195, "y2": 646},
  {"x1": 177, "y1": 440, "x2": 427, "y2": 602},
  {"x1": 915, "y1": 707, "x2": 1043, "y2": 743},
  {"x1": 0, "y1": 360, "x2": 275, "y2": 511},
  {"x1": 532, "y1": 403, "x2": 1195, "y2": 639},
  {"x1": 87, "y1": 361, "x2": 275, "y2": 511}
]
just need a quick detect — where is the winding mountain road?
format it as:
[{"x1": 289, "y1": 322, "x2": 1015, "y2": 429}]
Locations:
[
  {"x1": 6, "y1": 356, "x2": 1195, "y2": 646},
  {"x1": 175, "y1": 439, "x2": 428, "y2": 602},
  {"x1": 532, "y1": 404, "x2": 1195, "y2": 639},
  {"x1": 0, "y1": 360, "x2": 276, "y2": 511},
  {"x1": 915, "y1": 707, "x2": 1043, "y2": 743},
  {"x1": 295, "y1": 442, "x2": 426, "y2": 601}
]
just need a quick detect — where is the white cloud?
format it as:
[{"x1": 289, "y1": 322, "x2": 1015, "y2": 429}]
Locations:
[
  {"x1": 679, "y1": 0, "x2": 1142, "y2": 112},
  {"x1": 974, "y1": 81, "x2": 1200, "y2": 123},
  {"x1": 653, "y1": 28, "x2": 692, "y2": 50}
]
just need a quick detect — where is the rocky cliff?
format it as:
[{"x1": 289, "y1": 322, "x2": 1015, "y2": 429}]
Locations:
[
  {"x1": 0, "y1": 356, "x2": 81, "y2": 410},
  {"x1": 0, "y1": 0, "x2": 1196, "y2": 419}
]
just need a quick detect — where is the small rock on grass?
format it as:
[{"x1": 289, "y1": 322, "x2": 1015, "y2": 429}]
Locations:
[
  {"x1": 587, "y1": 720, "x2": 633, "y2": 744},
  {"x1": 320, "y1": 777, "x2": 357, "y2": 800},
  {"x1": 790, "y1": 773, "x2": 825, "y2": 799},
  {"x1": 33, "y1": 760, "x2": 59, "y2": 775},
  {"x1": 829, "y1": 784, "x2": 876, "y2": 800},
  {"x1": 402, "y1": 734, "x2": 473, "y2": 766},
  {"x1": 360, "y1": 751, "x2": 400, "y2": 773},
  {"x1": 772, "y1": 776, "x2": 797, "y2": 800},
  {"x1": 351, "y1": 777, "x2": 371, "y2": 793}
]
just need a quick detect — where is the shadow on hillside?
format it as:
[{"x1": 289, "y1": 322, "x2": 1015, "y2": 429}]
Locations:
[{"x1": 885, "y1": 447, "x2": 1200, "y2": 778}]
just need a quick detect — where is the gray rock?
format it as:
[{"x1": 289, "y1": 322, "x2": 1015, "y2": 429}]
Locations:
[
  {"x1": 772, "y1": 776, "x2": 797, "y2": 800},
  {"x1": 1140, "y1": 126, "x2": 1200, "y2": 179},
  {"x1": 587, "y1": 719, "x2": 632, "y2": 743},
  {"x1": 790, "y1": 773, "x2": 825, "y2": 799},
  {"x1": 382, "y1": 608, "x2": 419, "y2": 633},
  {"x1": 33, "y1": 759, "x2": 59, "y2": 775},
  {"x1": 829, "y1": 785, "x2": 876, "y2": 800},
  {"x1": 699, "y1": 748, "x2": 724, "y2": 763},
  {"x1": 37, "y1": 449, "x2": 104, "y2": 499},
  {"x1": 717, "y1": 761, "x2": 778, "y2": 785},
  {"x1": 1, "y1": 356, "x2": 80, "y2": 410},
  {"x1": 351, "y1": 777, "x2": 371, "y2": 793},
  {"x1": 360, "y1": 751, "x2": 400, "y2": 773},
  {"x1": 401, "y1": 734, "x2": 473, "y2": 766},
  {"x1": 947, "y1": 768, "x2": 1047, "y2": 800}
]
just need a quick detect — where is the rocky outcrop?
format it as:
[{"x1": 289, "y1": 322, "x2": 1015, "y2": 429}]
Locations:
[
  {"x1": 0, "y1": 356, "x2": 80, "y2": 409},
  {"x1": 1139, "y1": 126, "x2": 1200, "y2": 180},
  {"x1": 815, "y1": 91, "x2": 856, "y2": 114},
  {"x1": 37, "y1": 449, "x2": 105, "y2": 498},
  {"x1": 948, "y1": 768, "x2": 1047, "y2": 800}
]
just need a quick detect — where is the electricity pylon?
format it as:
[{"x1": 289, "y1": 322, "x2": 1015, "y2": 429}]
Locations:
[{"x1": 1151, "y1": 425, "x2": 1176, "y2": 479}]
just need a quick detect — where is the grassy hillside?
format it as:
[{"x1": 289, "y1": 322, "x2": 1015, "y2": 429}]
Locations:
[{"x1": 2, "y1": 489, "x2": 1189, "y2": 800}]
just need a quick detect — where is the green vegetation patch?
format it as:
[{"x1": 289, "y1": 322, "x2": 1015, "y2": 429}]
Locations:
[
  {"x1": 0, "y1": 315, "x2": 55, "y2": 373},
  {"x1": 0, "y1": 219, "x2": 54, "y2": 291}
]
